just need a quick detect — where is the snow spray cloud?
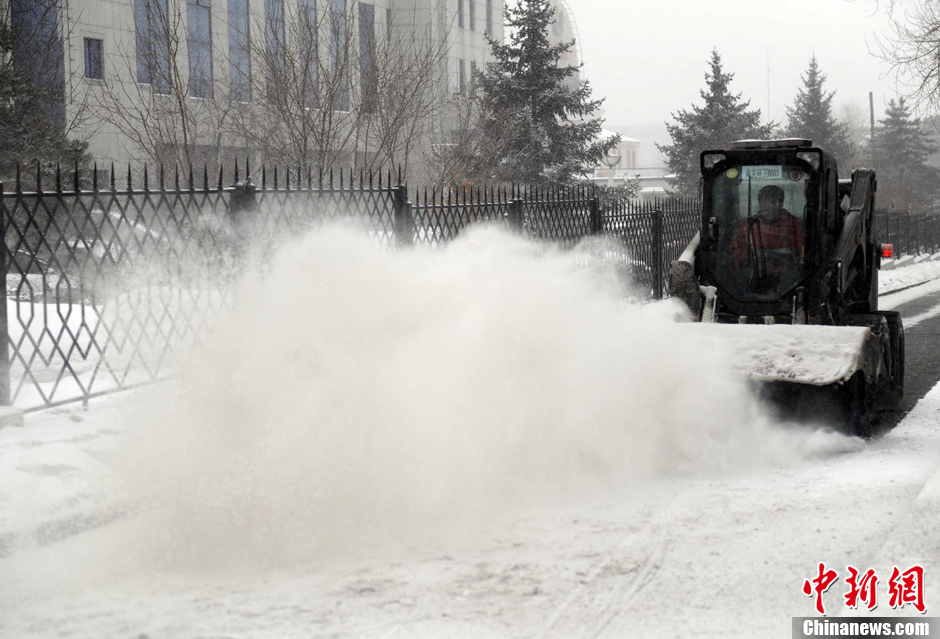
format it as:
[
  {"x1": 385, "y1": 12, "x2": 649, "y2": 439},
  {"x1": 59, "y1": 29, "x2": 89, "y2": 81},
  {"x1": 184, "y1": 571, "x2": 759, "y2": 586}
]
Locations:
[{"x1": 118, "y1": 225, "x2": 857, "y2": 567}]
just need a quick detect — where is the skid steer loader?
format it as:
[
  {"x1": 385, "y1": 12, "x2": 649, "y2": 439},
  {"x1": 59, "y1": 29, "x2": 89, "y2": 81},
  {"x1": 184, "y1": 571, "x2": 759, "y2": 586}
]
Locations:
[{"x1": 669, "y1": 139, "x2": 904, "y2": 437}]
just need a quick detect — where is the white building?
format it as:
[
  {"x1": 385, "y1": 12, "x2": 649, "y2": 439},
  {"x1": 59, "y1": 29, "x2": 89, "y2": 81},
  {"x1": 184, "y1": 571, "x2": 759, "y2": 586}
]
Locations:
[
  {"x1": 591, "y1": 129, "x2": 639, "y2": 183},
  {"x1": 11, "y1": 0, "x2": 504, "y2": 167},
  {"x1": 546, "y1": 0, "x2": 581, "y2": 91}
]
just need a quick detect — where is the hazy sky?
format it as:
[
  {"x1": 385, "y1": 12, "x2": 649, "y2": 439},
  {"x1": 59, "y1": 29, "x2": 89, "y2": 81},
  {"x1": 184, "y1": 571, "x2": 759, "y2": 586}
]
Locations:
[{"x1": 565, "y1": 0, "x2": 900, "y2": 129}]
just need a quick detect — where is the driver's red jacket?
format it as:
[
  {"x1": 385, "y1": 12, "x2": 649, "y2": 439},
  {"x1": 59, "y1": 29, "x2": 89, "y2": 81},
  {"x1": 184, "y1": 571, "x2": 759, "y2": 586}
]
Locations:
[{"x1": 730, "y1": 212, "x2": 804, "y2": 272}]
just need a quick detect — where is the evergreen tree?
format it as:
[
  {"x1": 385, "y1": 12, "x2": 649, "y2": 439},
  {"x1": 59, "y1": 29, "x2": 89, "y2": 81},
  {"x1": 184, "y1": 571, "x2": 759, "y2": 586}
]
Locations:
[
  {"x1": 472, "y1": 0, "x2": 614, "y2": 185},
  {"x1": 0, "y1": 12, "x2": 89, "y2": 186},
  {"x1": 785, "y1": 56, "x2": 855, "y2": 169},
  {"x1": 873, "y1": 97, "x2": 940, "y2": 212},
  {"x1": 659, "y1": 50, "x2": 773, "y2": 196}
]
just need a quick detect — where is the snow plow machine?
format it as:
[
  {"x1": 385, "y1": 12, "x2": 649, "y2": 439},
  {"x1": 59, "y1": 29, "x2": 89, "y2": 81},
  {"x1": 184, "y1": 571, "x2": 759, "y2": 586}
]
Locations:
[{"x1": 669, "y1": 139, "x2": 904, "y2": 437}]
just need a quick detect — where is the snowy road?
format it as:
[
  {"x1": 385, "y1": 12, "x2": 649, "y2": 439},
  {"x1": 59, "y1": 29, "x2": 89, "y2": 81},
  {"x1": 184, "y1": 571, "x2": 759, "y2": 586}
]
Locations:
[
  {"x1": 882, "y1": 283, "x2": 940, "y2": 428},
  {"x1": 2, "y1": 376, "x2": 939, "y2": 638},
  {"x1": 3, "y1": 233, "x2": 940, "y2": 639}
]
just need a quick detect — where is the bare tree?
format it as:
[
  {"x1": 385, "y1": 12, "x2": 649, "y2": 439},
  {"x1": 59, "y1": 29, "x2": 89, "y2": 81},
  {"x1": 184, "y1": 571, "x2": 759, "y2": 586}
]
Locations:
[
  {"x1": 88, "y1": 0, "x2": 238, "y2": 170},
  {"x1": 873, "y1": 0, "x2": 940, "y2": 111},
  {"x1": 229, "y1": 0, "x2": 358, "y2": 169},
  {"x1": 422, "y1": 92, "x2": 493, "y2": 189},
  {"x1": 78, "y1": 0, "x2": 456, "y2": 182},
  {"x1": 232, "y1": 1, "x2": 451, "y2": 179},
  {"x1": 353, "y1": 16, "x2": 451, "y2": 176}
]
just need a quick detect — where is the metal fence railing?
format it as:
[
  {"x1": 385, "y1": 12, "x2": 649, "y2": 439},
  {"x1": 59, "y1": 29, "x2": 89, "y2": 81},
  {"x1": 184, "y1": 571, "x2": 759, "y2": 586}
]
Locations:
[
  {"x1": 410, "y1": 186, "x2": 517, "y2": 247},
  {"x1": 605, "y1": 198, "x2": 700, "y2": 299},
  {"x1": 873, "y1": 211, "x2": 940, "y2": 257},
  {"x1": 0, "y1": 163, "x2": 408, "y2": 411},
  {"x1": 0, "y1": 162, "x2": 718, "y2": 411}
]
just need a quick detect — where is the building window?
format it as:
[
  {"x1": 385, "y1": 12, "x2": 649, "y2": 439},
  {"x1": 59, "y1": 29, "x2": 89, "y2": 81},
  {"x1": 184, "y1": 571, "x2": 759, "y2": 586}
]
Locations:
[
  {"x1": 228, "y1": 0, "x2": 251, "y2": 101},
  {"x1": 386, "y1": 7, "x2": 392, "y2": 42},
  {"x1": 84, "y1": 38, "x2": 103, "y2": 79},
  {"x1": 359, "y1": 2, "x2": 376, "y2": 109},
  {"x1": 135, "y1": 0, "x2": 171, "y2": 93},
  {"x1": 265, "y1": 0, "x2": 285, "y2": 77},
  {"x1": 485, "y1": 0, "x2": 492, "y2": 35},
  {"x1": 457, "y1": 0, "x2": 463, "y2": 29},
  {"x1": 188, "y1": 0, "x2": 213, "y2": 98},
  {"x1": 458, "y1": 59, "x2": 465, "y2": 95},
  {"x1": 468, "y1": 0, "x2": 474, "y2": 32},
  {"x1": 11, "y1": 0, "x2": 66, "y2": 126},
  {"x1": 330, "y1": 0, "x2": 349, "y2": 111},
  {"x1": 470, "y1": 60, "x2": 477, "y2": 97},
  {"x1": 300, "y1": 0, "x2": 318, "y2": 101}
]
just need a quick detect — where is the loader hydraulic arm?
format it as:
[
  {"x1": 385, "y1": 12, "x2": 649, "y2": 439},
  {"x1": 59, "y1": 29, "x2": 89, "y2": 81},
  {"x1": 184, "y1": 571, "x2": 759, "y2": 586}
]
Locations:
[{"x1": 831, "y1": 169, "x2": 876, "y2": 296}]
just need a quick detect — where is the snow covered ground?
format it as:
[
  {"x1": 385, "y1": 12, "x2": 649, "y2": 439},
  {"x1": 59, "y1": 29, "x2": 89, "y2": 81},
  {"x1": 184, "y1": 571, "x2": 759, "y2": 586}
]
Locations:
[
  {"x1": 1, "y1": 228, "x2": 940, "y2": 638},
  {"x1": 2, "y1": 377, "x2": 939, "y2": 637},
  {"x1": 880, "y1": 257, "x2": 940, "y2": 294}
]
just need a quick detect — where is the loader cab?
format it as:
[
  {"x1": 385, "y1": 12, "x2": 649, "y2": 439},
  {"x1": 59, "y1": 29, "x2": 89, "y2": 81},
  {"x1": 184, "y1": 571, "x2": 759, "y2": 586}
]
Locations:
[{"x1": 699, "y1": 139, "x2": 837, "y2": 315}]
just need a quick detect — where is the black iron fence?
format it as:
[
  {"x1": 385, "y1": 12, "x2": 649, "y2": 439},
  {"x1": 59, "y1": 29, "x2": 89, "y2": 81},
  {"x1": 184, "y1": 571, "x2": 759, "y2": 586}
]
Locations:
[
  {"x1": 873, "y1": 210, "x2": 940, "y2": 257},
  {"x1": 605, "y1": 198, "x2": 700, "y2": 299},
  {"x1": 10, "y1": 162, "x2": 930, "y2": 413},
  {"x1": 407, "y1": 186, "x2": 699, "y2": 300},
  {"x1": 410, "y1": 186, "x2": 519, "y2": 246},
  {"x1": 0, "y1": 163, "x2": 404, "y2": 411}
]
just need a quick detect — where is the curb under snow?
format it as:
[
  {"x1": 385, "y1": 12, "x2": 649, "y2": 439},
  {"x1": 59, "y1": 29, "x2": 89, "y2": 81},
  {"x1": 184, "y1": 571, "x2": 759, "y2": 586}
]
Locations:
[{"x1": 880, "y1": 255, "x2": 940, "y2": 296}]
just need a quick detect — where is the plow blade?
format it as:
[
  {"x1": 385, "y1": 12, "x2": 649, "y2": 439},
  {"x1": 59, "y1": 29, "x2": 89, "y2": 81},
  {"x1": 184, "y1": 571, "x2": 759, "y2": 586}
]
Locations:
[{"x1": 688, "y1": 323, "x2": 900, "y2": 437}]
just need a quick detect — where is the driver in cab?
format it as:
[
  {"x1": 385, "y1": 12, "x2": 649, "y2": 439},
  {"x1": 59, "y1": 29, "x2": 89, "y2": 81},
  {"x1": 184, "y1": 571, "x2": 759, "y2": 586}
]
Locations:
[{"x1": 731, "y1": 184, "x2": 804, "y2": 275}]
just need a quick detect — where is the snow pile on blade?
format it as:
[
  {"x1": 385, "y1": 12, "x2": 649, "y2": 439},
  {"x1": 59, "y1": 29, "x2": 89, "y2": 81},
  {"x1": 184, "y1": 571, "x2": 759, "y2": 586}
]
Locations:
[{"x1": 688, "y1": 324, "x2": 872, "y2": 386}]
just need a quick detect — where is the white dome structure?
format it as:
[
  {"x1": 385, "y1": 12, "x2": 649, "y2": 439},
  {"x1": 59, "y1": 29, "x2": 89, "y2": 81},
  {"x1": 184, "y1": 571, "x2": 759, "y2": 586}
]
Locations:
[
  {"x1": 593, "y1": 129, "x2": 641, "y2": 185},
  {"x1": 548, "y1": 0, "x2": 585, "y2": 88}
]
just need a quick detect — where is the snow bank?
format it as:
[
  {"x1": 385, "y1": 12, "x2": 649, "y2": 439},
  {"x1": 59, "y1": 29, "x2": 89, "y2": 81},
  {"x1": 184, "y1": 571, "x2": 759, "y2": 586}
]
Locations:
[
  {"x1": 880, "y1": 258, "x2": 940, "y2": 293},
  {"x1": 98, "y1": 225, "x2": 858, "y2": 569}
]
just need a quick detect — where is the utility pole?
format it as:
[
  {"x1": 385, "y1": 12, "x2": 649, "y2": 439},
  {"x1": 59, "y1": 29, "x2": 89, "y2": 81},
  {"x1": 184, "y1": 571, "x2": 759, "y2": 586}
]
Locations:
[
  {"x1": 767, "y1": 47, "x2": 771, "y2": 121},
  {"x1": 870, "y1": 91, "x2": 876, "y2": 170}
]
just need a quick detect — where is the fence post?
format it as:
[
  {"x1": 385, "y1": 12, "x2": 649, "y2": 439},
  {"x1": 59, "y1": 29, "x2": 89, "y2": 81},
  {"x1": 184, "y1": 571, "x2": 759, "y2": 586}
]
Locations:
[
  {"x1": 229, "y1": 174, "x2": 258, "y2": 260},
  {"x1": 509, "y1": 196, "x2": 524, "y2": 233},
  {"x1": 393, "y1": 180, "x2": 414, "y2": 248},
  {"x1": 907, "y1": 211, "x2": 911, "y2": 256},
  {"x1": 652, "y1": 207, "x2": 664, "y2": 300},
  {"x1": 0, "y1": 181, "x2": 9, "y2": 407},
  {"x1": 589, "y1": 195, "x2": 603, "y2": 235},
  {"x1": 895, "y1": 214, "x2": 900, "y2": 256},
  {"x1": 896, "y1": 213, "x2": 901, "y2": 256},
  {"x1": 898, "y1": 212, "x2": 902, "y2": 256},
  {"x1": 927, "y1": 215, "x2": 937, "y2": 255}
]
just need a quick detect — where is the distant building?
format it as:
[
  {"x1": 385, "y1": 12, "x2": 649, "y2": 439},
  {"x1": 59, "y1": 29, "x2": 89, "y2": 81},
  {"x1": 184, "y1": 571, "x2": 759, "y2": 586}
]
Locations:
[
  {"x1": 589, "y1": 130, "x2": 678, "y2": 200},
  {"x1": 592, "y1": 129, "x2": 639, "y2": 180},
  {"x1": 9, "y1": 0, "x2": 505, "y2": 167},
  {"x1": 445, "y1": 0, "x2": 504, "y2": 96},
  {"x1": 546, "y1": 0, "x2": 581, "y2": 91}
]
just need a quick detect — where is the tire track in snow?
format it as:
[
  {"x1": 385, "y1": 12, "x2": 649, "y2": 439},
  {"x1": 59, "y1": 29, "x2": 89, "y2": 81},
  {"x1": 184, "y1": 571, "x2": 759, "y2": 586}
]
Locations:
[
  {"x1": 0, "y1": 502, "x2": 136, "y2": 558},
  {"x1": 536, "y1": 525, "x2": 669, "y2": 639}
]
